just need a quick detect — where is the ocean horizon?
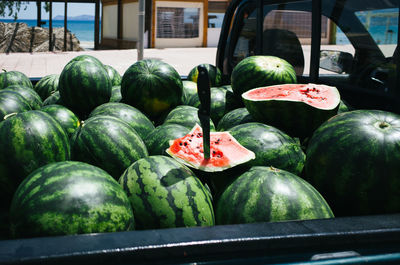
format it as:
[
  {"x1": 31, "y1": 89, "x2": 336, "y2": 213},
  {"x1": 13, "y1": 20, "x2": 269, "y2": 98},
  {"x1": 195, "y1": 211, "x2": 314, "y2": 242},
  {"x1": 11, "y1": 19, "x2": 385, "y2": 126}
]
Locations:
[{"x1": 0, "y1": 19, "x2": 99, "y2": 42}]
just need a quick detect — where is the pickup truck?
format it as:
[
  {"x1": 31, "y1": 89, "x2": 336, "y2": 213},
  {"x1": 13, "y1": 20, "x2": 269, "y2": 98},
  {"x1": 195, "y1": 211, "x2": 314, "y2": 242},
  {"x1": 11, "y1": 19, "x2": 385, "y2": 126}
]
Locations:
[{"x1": 1, "y1": 0, "x2": 399, "y2": 264}]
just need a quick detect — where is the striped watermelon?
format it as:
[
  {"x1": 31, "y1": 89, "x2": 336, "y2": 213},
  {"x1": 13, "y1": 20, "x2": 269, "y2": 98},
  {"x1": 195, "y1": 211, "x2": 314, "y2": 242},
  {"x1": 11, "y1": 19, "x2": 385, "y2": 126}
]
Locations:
[
  {"x1": 305, "y1": 110, "x2": 400, "y2": 216},
  {"x1": 0, "y1": 89, "x2": 32, "y2": 120},
  {"x1": 187, "y1": 63, "x2": 222, "y2": 87},
  {"x1": 231, "y1": 56, "x2": 296, "y2": 97},
  {"x1": 181, "y1": 80, "x2": 197, "y2": 104},
  {"x1": 121, "y1": 59, "x2": 183, "y2": 120},
  {"x1": 67, "y1": 54, "x2": 104, "y2": 66},
  {"x1": 217, "y1": 107, "x2": 254, "y2": 131},
  {"x1": 40, "y1": 104, "x2": 80, "y2": 138},
  {"x1": 216, "y1": 166, "x2": 334, "y2": 225},
  {"x1": 89, "y1": 102, "x2": 155, "y2": 140},
  {"x1": 33, "y1": 74, "x2": 59, "y2": 101},
  {"x1": 144, "y1": 123, "x2": 190, "y2": 155},
  {"x1": 104, "y1": 65, "x2": 122, "y2": 86},
  {"x1": 110, "y1": 85, "x2": 122, "y2": 102},
  {"x1": 43, "y1": 91, "x2": 62, "y2": 106},
  {"x1": 4, "y1": 85, "x2": 43, "y2": 110},
  {"x1": 59, "y1": 60, "x2": 112, "y2": 117},
  {"x1": 119, "y1": 155, "x2": 215, "y2": 229},
  {"x1": 0, "y1": 110, "x2": 70, "y2": 208},
  {"x1": 229, "y1": 122, "x2": 306, "y2": 175},
  {"x1": 10, "y1": 161, "x2": 134, "y2": 238},
  {"x1": 163, "y1": 105, "x2": 216, "y2": 131},
  {"x1": 186, "y1": 86, "x2": 242, "y2": 125},
  {"x1": 0, "y1": 70, "x2": 33, "y2": 90},
  {"x1": 70, "y1": 115, "x2": 148, "y2": 179}
]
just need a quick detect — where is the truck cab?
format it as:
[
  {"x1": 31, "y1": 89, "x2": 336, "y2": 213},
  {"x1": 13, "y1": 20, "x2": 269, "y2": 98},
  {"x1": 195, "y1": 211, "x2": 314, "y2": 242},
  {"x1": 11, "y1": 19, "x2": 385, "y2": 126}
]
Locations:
[{"x1": 216, "y1": 0, "x2": 399, "y2": 113}]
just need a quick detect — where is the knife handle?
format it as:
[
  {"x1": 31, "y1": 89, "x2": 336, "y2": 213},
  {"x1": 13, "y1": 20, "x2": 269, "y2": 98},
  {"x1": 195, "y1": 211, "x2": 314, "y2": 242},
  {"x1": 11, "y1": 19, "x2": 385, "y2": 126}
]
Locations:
[{"x1": 197, "y1": 65, "x2": 211, "y2": 114}]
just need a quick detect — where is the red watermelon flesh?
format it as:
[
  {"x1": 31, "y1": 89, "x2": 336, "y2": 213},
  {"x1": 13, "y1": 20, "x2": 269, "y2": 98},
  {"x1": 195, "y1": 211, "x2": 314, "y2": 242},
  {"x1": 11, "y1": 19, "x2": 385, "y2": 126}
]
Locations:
[
  {"x1": 243, "y1": 83, "x2": 339, "y2": 109},
  {"x1": 166, "y1": 124, "x2": 255, "y2": 172}
]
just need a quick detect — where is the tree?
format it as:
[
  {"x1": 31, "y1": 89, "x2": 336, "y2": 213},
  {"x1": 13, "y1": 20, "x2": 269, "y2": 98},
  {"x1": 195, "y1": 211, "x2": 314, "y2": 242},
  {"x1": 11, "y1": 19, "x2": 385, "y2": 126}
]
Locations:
[
  {"x1": 0, "y1": 1, "x2": 29, "y2": 20},
  {"x1": 0, "y1": 1, "x2": 49, "y2": 20}
]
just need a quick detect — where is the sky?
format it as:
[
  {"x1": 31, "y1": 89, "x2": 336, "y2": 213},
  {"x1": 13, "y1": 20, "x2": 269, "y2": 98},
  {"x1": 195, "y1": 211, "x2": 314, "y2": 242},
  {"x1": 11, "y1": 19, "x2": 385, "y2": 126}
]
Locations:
[{"x1": 1, "y1": 2, "x2": 96, "y2": 20}]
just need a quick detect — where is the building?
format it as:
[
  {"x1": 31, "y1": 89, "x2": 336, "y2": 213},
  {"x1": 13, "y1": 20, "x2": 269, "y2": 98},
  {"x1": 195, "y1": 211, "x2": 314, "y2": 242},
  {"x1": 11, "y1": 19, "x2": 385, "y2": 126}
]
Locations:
[{"x1": 100, "y1": 0, "x2": 231, "y2": 49}]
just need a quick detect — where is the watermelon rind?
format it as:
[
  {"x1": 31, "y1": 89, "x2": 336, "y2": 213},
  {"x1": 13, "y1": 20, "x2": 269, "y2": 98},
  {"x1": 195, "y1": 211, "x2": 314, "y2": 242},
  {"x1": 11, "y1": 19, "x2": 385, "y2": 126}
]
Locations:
[
  {"x1": 305, "y1": 109, "x2": 400, "y2": 216},
  {"x1": 70, "y1": 115, "x2": 148, "y2": 179},
  {"x1": 187, "y1": 63, "x2": 222, "y2": 87},
  {"x1": 89, "y1": 102, "x2": 155, "y2": 141},
  {"x1": 121, "y1": 59, "x2": 183, "y2": 120},
  {"x1": 216, "y1": 166, "x2": 334, "y2": 225},
  {"x1": 10, "y1": 161, "x2": 134, "y2": 238},
  {"x1": 0, "y1": 71, "x2": 33, "y2": 90},
  {"x1": 40, "y1": 104, "x2": 80, "y2": 138},
  {"x1": 59, "y1": 60, "x2": 112, "y2": 117},
  {"x1": 4, "y1": 85, "x2": 43, "y2": 110},
  {"x1": 229, "y1": 122, "x2": 306, "y2": 175},
  {"x1": 34, "y1": 74, "x2": 59, "y2": 101},
  {"x1": 0, "y1": 89, "x2": 32, "y2": 119},
  {"x1": 118, "y1": 155, "x2": 215, "y2": 230},
  {"x1": 231, "y1": 55, "x2": 297, "y2": 97},
  {"x1": 186, "y1": 86, "x2": 242, "y2": 125},
  {"x1": 144, "y1": 123, "x2": 190, "y2": 156},
  {"x1": 163, "y1": 105, "x2": 216, "y2": 131},
  {"x1": 217, "y1": 107, "x2": 254, "y2": 131}
]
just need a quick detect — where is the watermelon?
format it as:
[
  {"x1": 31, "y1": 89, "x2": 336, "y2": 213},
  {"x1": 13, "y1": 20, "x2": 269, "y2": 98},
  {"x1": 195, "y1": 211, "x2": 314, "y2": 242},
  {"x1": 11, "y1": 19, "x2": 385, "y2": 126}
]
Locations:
[
  {"x1": 166, "y1": 124, "x2": 255, "y2": 172},
  {"x1": 163, "y1": 105, "x2": 216, "y2": 131},
  {"x1": 231, "y1": 55, "x2": 297, "y2": 97},
  {"x1": 0, "y1": 70, "x2": 33, "y2": 90},
  {"x1": 33, "y1": 74, "x2": 59, "y2": 100},
  {"x1": 70, "y1": 115, "x2": 148, "y2": 179},
  {"x1": 10, "y1": 161, "x2": 134, "y2": 238},
  {"x1": 67, "y1": 54, "x2": 104, "y2": 66},
  {"x1": 0, "y1": 89, "x2": 32, "y2": 120},
  {"x1": 40, "y1": 104, "x2": 80, "y2": 138},
  {"x1": 42, "y1": 91, "x2": 62, "y2": 106},
  {"x1": 119, "y1": 155, "x2": 214, "y2": 229},
  {"x1": 181, "y1": 80, "x2": 197, "y2": 104},
  {"x1": 229, "y1": 122, "x2": 305, "y2": 175},
  {"x1": 121, "y1": 59, "x2": 183, "y2": 119},
  {"x1": 110, "y1": 85, "x2": 122, "y2": 102},
  {"x1": 144, "y1": 123, "x2": 190, "y2": 156},
  {"x1": 242, "y1": 83, "x2": 341, "y2": 139},
  {"x1": 59, "y1": 60, "x2": 112, "y2": 117},
  {"x1": 104, "y1": 65, "x2": 122, "y2": 86},
  {"x1": 186, "y1": 86, "x2": 242, "y2": 125},
  {"x1": 305, "y1": 110, "x2": 400, "y2": 216},
  {"x1": 0, "y1": 110, "x2": 70, "y2": 208},
  {"x1": 89, "y1": 102, "x2": 155, "y2": 140},
  {"x1": 217, "y1": 107, "x2": 254, "y2": 131},
  {"x1": 187, "y1": 63, "x2": 222, "y2": 87},
  {"x1": 216, "y1": 166, "x2": 334, "y2": 225},
  {"x1": 4, "y1": 85, "x2": 43, "y2": 110}
]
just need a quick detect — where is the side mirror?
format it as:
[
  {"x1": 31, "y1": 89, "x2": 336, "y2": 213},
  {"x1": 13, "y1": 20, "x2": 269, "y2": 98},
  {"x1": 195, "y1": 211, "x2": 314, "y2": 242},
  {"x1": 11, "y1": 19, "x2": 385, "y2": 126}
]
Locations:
[{"x1": 320, "y1": 50, "x2": 353, "y2": 74}]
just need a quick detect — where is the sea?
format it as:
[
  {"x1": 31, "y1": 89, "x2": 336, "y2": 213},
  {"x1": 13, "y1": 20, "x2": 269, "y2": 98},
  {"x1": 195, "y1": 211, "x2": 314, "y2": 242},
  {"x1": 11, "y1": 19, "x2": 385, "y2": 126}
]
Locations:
[{"x1": 0, "y1": 19, "x2": 98, "y2": 42}]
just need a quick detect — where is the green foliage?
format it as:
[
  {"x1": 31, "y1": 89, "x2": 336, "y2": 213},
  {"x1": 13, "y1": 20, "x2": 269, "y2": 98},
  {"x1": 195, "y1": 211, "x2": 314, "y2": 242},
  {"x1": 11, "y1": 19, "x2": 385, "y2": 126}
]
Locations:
[
  {"x1": 0, "y1": 1, "x2": 28, "y2": 20},
  {"x1": 0, "y1": 1, "x2": 49, "y2": 20}
]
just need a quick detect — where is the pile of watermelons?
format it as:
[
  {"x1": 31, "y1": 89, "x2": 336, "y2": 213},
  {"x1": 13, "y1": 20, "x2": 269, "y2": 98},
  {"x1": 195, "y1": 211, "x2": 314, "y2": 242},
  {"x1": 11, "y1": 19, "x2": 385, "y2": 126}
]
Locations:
[{"x1": 0, "y1": 54, "x2": 399, "y2": 239}]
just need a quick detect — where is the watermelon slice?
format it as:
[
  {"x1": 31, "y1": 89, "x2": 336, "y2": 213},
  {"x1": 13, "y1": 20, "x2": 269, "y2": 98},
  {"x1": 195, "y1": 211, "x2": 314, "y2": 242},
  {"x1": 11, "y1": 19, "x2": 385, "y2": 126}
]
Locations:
[
  {"x1": 166, "y1": 124, "x2": 255, "y2": 172},
  {"x1": 242, "y1": 83, "x2": 341, "y2": 139}
]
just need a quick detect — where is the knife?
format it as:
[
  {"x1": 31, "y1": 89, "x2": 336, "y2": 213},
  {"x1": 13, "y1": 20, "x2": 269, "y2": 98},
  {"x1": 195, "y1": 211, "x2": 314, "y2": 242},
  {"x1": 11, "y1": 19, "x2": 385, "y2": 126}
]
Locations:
[{"x1": 197, "y1": 65, "x2": 211, "y2": 159}]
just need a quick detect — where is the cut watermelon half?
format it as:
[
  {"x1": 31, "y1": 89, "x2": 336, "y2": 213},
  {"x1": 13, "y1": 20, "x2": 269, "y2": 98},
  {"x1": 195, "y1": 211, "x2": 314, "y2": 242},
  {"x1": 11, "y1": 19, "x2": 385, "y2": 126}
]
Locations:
[
  {"x1": 166, "y1": 124, "x2": 255, "y2": 172},
  {"x1": 242, "y1": 83, "x2": 341, "y2": 139}
]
